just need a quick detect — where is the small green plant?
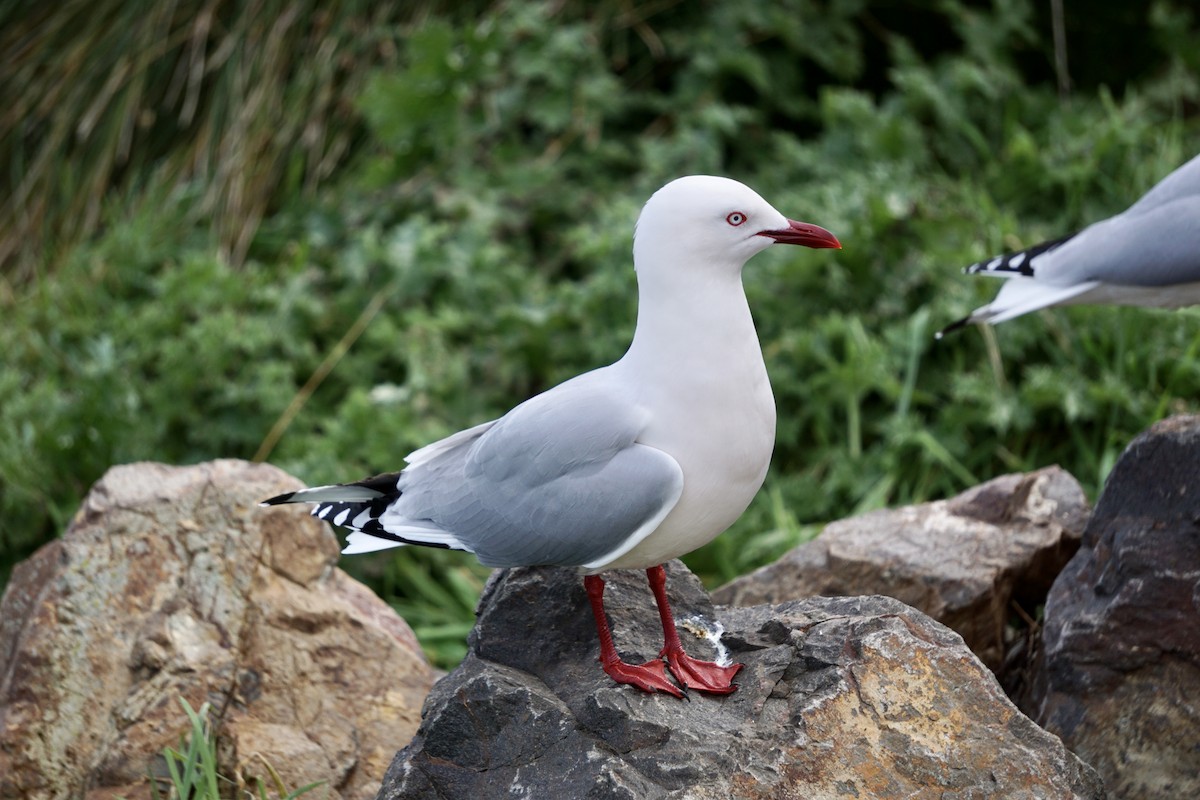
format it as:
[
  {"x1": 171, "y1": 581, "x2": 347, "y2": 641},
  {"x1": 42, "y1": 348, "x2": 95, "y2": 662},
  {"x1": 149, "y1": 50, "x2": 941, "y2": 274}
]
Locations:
[
  {"x1": 149, "y1": 698, "x2": 323, "y2": 800},
  {"x1": 151, "y1": 699, "x2": 223, "y2": 800}
]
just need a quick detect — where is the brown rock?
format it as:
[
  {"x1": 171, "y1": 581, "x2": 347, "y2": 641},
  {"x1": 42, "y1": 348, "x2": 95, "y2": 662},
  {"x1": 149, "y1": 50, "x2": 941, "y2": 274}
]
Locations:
[
  {"x1": 714, "y1": 466, "x2": 1090, "y2": 669},
  {"x1": 1026, "y1": 415, "x2": 1200, "y2": 799},
  {"x1": 0, "y1": 460, "x2": 436, "y2": 800},
  {"x1": 381, "y1": 563, "x2": 1105, "y2": 799}
]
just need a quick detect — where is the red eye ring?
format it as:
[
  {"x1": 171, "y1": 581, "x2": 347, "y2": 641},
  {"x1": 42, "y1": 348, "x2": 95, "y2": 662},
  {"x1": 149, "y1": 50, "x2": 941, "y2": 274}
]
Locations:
[{"x1": 726, "y1": 212, "x2": 747, "y2": 226}]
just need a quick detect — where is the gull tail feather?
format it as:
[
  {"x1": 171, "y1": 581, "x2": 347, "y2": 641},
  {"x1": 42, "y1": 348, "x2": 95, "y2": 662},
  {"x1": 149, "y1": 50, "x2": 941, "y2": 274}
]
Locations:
[
  {"x1": 259, "y1": 470, "x2": 403, "y2": 507},
  {"x1": 938, "y1": 279, "x2": 1100, "y2": 337}
]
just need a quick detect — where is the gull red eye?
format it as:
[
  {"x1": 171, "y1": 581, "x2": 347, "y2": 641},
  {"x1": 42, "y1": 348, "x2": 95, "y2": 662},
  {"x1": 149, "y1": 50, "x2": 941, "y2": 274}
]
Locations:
[{"x1": 726, "y1": 212, "x2": 747, "y2": 226}]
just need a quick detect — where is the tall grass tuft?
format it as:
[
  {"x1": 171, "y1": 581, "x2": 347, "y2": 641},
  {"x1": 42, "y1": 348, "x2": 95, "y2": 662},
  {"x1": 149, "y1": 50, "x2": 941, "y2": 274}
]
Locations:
[
  {"x1": 152, "y1": 699, "x2": 223, "y2": 800},
  {"x1": 0, "y1": 0, "x2": 425, "y2": 282}
]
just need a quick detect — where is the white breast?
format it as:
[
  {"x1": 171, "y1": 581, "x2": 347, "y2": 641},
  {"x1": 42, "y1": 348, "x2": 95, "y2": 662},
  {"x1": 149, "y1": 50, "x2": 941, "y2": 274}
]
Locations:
[{"x1": 594, "y1": 332, "x2": 777, "y2": 571}]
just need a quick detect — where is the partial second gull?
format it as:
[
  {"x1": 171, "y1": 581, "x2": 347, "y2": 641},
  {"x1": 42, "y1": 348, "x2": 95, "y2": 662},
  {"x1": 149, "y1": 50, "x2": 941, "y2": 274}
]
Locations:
[{"x1": 940, "y1": 152, "x2": 1200, "y2": 336}]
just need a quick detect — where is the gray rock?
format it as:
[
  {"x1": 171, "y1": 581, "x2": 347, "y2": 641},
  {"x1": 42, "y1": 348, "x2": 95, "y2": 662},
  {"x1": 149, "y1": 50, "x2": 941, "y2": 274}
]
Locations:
[
  {"x1": 382, "y1": 561, "x2": 1104, "y2": 799},
  {"x1": 1026, "y1": 415, "x2": 1200, "y2": 799},
  {"x1": 714, "y1": 466, "x2": 1089, "y2": 671}
]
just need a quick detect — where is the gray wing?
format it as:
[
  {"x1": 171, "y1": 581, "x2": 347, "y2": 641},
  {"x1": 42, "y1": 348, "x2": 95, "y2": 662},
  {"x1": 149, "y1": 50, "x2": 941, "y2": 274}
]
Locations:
[
  {"x1": 383, "y1": 370, "x2": 684, "y2": 569},
  {"x1": 1038, "y1": 195, "x2": 1200, "y2": 287}
]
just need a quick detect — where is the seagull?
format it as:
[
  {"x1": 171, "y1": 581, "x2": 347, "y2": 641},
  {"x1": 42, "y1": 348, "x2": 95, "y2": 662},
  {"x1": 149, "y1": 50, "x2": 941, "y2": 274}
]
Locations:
[
  {"x1": 261, "y1": 176, "x2": 841, "y2": 697},
  {"x1": 939, "y1": 152, "x2": 1200, "y2": 337}
]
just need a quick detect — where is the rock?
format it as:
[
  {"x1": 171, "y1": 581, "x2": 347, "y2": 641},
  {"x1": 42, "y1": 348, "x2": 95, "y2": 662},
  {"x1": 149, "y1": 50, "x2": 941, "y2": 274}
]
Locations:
[
  {"x1": 713, "y1": 466, "x2": 1090, "y2": 670},
  {"x1": 0, "y1": 460, "x2": 436, "y2": 800},
  {"x1": 381, "y1": 562, "x2": 1105, "y2": 799},
  {"x1": 1025, "y1": 415, "x2": 1200, "y2": 799}
]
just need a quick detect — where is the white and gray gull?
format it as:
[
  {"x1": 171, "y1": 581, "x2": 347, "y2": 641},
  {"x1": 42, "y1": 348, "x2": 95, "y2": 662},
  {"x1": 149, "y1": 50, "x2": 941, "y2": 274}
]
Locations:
[
  {"x1": 939, "y1": 152, "x2": 1200, "y2": 336},
  {"x1": 262, "y1": 176, "x2": 841, "y2": 697}
]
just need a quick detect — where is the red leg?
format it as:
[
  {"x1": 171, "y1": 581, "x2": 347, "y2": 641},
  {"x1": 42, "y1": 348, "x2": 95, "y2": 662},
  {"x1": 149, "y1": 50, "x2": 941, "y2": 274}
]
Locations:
[
  {"x1": 584, "y1": 574, "x2": 683, "y2": 697},
  {"x1": 646, "y1": 565, "x2": 743, "y2": 694}
]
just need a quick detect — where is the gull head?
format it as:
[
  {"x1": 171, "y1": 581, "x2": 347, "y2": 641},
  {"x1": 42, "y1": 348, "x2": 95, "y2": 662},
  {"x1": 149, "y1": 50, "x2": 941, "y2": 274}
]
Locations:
[{"x1": 633, "y1": 176, "x2": 840, "y2": 277}]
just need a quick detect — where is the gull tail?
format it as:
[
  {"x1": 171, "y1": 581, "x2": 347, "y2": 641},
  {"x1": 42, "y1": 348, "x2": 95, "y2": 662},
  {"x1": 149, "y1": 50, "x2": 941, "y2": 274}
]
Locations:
[{"x1": 937, "y1": 278, "x2": 1100, "y2": 338}]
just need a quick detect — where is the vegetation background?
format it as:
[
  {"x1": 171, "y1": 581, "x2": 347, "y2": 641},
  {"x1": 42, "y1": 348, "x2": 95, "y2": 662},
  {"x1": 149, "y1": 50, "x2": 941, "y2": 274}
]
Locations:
[{"x1": 3, "y1": 0, "x2": 1199, "y2": 667}]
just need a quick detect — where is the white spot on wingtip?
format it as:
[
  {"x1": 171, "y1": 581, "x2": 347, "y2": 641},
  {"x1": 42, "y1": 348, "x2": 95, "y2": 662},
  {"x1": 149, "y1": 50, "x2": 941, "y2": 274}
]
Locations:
[
  {"x1": 987, "y1": 257, "x2": 1003, "y2": 269},
  {"x1": 1009, "y1": 252, "x2": 1026, "y2": 267},
  {"x1": 342, "y1": 531, "x2": 408, "y2": 554},
  {"x1": 333, "y1": 508, "x2": 351, "y2": 526}
]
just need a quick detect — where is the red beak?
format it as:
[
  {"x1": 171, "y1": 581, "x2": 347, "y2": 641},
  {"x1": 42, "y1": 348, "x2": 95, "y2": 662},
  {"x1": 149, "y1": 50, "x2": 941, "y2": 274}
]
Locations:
[{"x1": 758, "y1": 219, "x2": 842, "y2": 249}]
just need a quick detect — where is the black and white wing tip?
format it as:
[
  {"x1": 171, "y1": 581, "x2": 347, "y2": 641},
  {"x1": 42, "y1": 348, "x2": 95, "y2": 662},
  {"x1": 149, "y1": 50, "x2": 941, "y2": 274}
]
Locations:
[
  {"x1": 257, "y1": 473, "x2": 471, "y2": 555},
  {"x1": 934, "y1": 315, "x2": 973, "y2": 339},
  {"x1": 259, "y1": 481, "x2": 392, "y2": 508},
  {"x1": 260, "y1": 489, "x2": 301, "y2": 507},
  {"x1": 259, "y1": 471, "x2": 405, "y2": 507},
  {"x1": 964, "y1": 232, "x2": 1077, "y2": 277}
]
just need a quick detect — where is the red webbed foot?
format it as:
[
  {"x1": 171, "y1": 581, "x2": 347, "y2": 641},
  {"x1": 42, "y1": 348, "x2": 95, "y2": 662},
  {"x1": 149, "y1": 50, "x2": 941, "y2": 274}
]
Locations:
[
  {"x1": 662, "y1": 647, "x2": 742, "y2": 694},
  {"x1": 600, "y1": 656, "x2": 684, "y2": 697}
]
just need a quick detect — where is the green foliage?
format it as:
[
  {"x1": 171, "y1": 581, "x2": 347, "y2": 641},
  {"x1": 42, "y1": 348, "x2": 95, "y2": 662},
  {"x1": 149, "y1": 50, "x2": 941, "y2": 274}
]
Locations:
[
  {"x1": 376, "y1": 555, "x2": 490, "y2": 667},
  {"x1": 3, "y1": 0, "x2": 1200, "y2": 666}
]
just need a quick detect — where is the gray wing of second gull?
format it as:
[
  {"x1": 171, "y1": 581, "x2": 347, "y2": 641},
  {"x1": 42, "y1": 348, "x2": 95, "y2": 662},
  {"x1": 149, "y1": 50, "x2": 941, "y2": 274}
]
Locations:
[
  {"x1": 1033, "y1": 194, "x2": 1200, "y2": 287},
  {"x1": 382, "y1": 368, "x2": 685, "y2": 569}
]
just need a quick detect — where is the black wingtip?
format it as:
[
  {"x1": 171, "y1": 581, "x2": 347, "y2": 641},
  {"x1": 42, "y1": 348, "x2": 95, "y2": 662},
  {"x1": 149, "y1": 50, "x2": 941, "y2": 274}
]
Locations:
[
  {"x1": 259, "y1": 492, "x2": 297, "y2": 507},
  {"x1": 965, "y1": 231, "x2": 1076, "y2": 278},
  {"x1": 935, "y1": 316, "x2": 971, "y2": 340}
]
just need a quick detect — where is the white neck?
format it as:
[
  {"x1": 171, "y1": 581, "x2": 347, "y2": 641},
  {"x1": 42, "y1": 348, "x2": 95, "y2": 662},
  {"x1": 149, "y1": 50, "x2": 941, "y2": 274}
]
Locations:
[{"x1": 619, "y1": 260, "x2": 766, "y2": 385}]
